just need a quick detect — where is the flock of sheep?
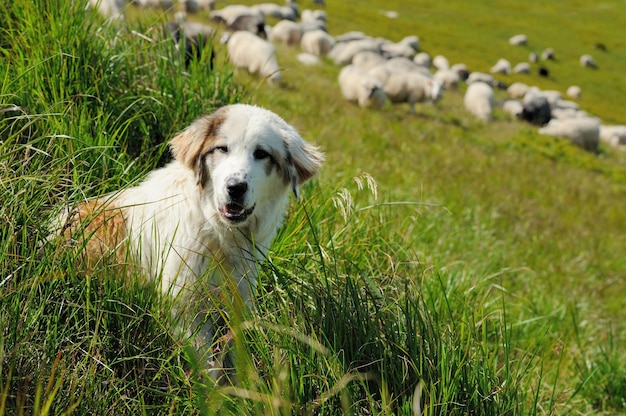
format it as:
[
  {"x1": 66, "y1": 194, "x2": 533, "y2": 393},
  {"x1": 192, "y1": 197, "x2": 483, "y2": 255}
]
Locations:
[{"x1": 90, "y1": 0, "x2": 626, "y2": 153}]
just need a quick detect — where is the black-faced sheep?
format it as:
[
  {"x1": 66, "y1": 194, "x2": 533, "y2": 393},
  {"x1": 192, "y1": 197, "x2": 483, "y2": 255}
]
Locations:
[
  {"x1": 338, "y1": 65, "x2": 387, "y2": 109},
  {"x1": 519, "y1": 96, "x2": 551, "y2": 126}
]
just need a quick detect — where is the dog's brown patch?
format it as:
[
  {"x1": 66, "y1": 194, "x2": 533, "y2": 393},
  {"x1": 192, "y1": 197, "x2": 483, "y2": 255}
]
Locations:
[{"x1": 61, "y1": 199, "x2": 128, "y2": 268}]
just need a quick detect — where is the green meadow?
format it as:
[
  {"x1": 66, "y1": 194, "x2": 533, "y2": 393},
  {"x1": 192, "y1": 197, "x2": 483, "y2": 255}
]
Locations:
[{"x1": 1, "y1": 0, "x2": 625, "y2": 414}]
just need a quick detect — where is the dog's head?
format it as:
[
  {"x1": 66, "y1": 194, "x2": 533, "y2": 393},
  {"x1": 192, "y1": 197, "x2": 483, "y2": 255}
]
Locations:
[{"x1": 169, "y1": 104, "x2": 324, "y2": 227}]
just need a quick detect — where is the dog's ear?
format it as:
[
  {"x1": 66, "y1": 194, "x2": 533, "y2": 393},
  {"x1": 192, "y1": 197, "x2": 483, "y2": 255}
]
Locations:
[
  {"x1": 283, "y1": 128, "x2": 324, "y2": 198},
  {"x1": 169, "y1": 109, "x2": 227, "y2": 186}
]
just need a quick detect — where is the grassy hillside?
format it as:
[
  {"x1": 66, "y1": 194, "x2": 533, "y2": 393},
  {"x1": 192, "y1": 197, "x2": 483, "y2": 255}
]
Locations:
[{"x1": 2, "y1": 0, "x2": 626, "y2": 414}]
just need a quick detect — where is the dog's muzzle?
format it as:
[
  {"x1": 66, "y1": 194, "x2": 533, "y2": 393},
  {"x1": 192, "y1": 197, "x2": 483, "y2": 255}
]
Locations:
[{"x1": 219, "y1": 203, "x2": 255, "y2": 223}]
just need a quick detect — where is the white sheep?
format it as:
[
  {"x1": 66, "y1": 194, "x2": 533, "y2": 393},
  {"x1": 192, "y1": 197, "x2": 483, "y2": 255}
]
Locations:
[
  {"x1": 382, "y1": 72, "x2": 443, "y2": 114},
  {"x1": 352, "y1": 51, "x2": 386, "y2": 70},
  {"x1": 89, "y1": 0, "x2": 125, "y2": 19},
  {"x1": 269, "y1": 20, "x2": 303, "y2": 47},
  {"x1": 467, "y1": 72, "x2": 497, "y2": 87},
  {"x1": 432, "y1": 55, "x2": 450, "y2": 70},
  {"x1": 490, "y1": 58, "x2": 511, "y2": 75},
  {"x1": 338, "y1": 65, "x2": 387, "y2": 109},
  {"x1": 252, "y1": 3, "x2": 298, "y2": 21},
  {"x1": 224, "y1": 31, "x2": 282, "y2": 85},
  {"x1": 434, "y1": 69, "x2": 460, "y2": 90},
  {"x1": 181, "y1": 0, "x2": 215, "y2": 13},
  {"x1": 399, "y1": 35, "x2": 420, "y2": 51},
  {"x1": 580, "y1": 54, "x2": 596, "y2": 68},
  {"x1": 413, "y1": 52, "x2": 431, "y2": 68},
  {"x1": 508, "y1": 34, "x2": 527, "y2": 46},
  {"x1": 464, "y1": 82, "x2": 495, "y2": 122},
  {"x1": 328, "y1": 38, "x2": 382, "y2": 65},
  {"x1": 513, "y1": 62, "x2": 531, "y2": 74},
  {"x1": 538, "y1": 117, "x2": 600, "y2": 151},
  {"x1": 301, "y1": 9, "x2": 327, "y2": 23},
  {"x1": 381, "y1": 42, "x2": 416, "y2": 59},
  {"x1": 541, "y1": 47, "x2": 555, "y2": 60},
  {"x1": 566, "y1": 85, "x2": 582, "y2": 100},
  {"x1": 500, "y1": 99, "x2": 523, "y2": 118},
  {"x1": 507, "y1": 82, "x2": 530, "y2": 99},
  {"x1": 599, "y1": 125, "x2": 626, "y2": 147},
  {"x1": 300, "y1": 29, "x2": 335, "y2": 57}
]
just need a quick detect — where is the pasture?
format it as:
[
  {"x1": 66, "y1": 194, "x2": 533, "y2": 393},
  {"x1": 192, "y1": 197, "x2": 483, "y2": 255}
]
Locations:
[{"x1": 1, "y1": 0, "x2": 626, "y2": 414}]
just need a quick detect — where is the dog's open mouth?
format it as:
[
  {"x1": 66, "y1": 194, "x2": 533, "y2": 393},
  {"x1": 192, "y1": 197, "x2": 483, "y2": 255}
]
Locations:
[{"x1": 219, "y1": 203, "x2": 255, "y2": 223}]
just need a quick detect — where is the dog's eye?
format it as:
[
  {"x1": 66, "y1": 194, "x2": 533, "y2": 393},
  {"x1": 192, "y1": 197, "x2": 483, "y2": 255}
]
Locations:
[
  {"x1": 254, "y1": 148, "x2": 271, "y2": 160},
  {"x1": 210, "y1": 146, "x2": 228, "y2": 154}
]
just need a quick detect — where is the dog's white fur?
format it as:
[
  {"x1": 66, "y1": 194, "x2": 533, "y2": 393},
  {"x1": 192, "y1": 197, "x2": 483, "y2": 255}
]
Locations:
[{"x1": 55, "y1": 104, "x2": 323, "y2": 375}]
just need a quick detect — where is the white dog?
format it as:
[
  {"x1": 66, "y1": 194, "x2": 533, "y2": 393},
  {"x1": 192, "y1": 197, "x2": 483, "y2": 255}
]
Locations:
[{"x1": 54, "y1": 104, "x2": 324, "y2": 378}]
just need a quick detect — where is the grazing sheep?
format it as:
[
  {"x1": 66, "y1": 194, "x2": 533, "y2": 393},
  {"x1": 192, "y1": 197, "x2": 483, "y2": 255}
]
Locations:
[
  {"x1": 541, "y1": 47, "x2": 555, "y2": 60},
  {"x1": 296, "y1": 52, "x2": 321, "y2": 66},
  {"x1": 538, "y1": 117, "x2": 600, "y2": 152},
  {"x1": 223, "y1": 31, "x2": 282, "y2": 85},
  {"x1": 490, "y1": 58, "x2": 511, "y2": 75},
  {"x1": 252, "y1": 3, "x2": 298, "y2": 21},
  {"x1": 328, "y1": 38, "x2": 382, "y2": 66},
  {"x1": 509, "y1": 34, "x2": 528, "y2": 46},
  {"x1": 580, "y1": 54, "x2": 596, "y2": 68},
  {"x1": 381, "y1": 42, "x2": 416, "y2": 59},
  {"x1": 507, "y1": 82, "x2": 530, "y2": 99},
  {"x1": 467, "y1": 72, "x2": 497, "y2": 87},
  {"x1": 451, "y1": 63, "x2": 470, "y2": 81},
  {"x1": 89, "y1": 0, "x2": 125, "y2": 19},
  {"x1": 300, "y1": 30, "x2": 336, "y2": 57},
  {"x1": 383, "y1": 72, "x2": 443, "y2": 114},
  {"x1": 434, "y1": 69, "x2": 460, "y2": 90},
  {"x1": 538, "y1": 66, "x2": 549, "y2": 77},
  {"x1": 551, "y1": 108, "x2": 589, "y2": 120},
  {"x1": 352, "y1": 50, "x2": 386, "y2": 70},
  {"x1": 529, "y1": 52, "x2": 539, "y2": 63},
  {"x1": 180, "y1": 0, "x2": 215, "y2": 13},
  {"x1": 519, "y1": 96, "x2": 551, "y2": 126},
  {"x1": 166, "y1": 21, "x2": 215, "y2": 68},
  {"x1": 513, "y1": 62, "x2": 531, "y2": 74},
  {"x1": 400, "y1": 35, "x2": 420, "y2": 51},
  {"x1": 600, "y1": 125, "x2": 626, "y2": 147},
  {"x1": 500, "y1": 99, "x2": 523, "y2": 118},
  {"x1": 413, "y1": 52, "x2": 432, "y2": 68},
  {"x1": 433, "y1": 55, "x2": 450, "y2": 70},
  {"x1": 566, "y1": 85, "x2": 582, "y2": 100},
  {"x1": 338, "y1": 65, "x2": 387, "y2": 109},
  {"x1": 269, "y1": 20, "x2": 303, "y2": 47},
  {"x1": 301, "y1": 9, "x2": 327, "y2": 24},
  {"x1": 464, "y1": 82, "x2": 495, "y2": 122}
]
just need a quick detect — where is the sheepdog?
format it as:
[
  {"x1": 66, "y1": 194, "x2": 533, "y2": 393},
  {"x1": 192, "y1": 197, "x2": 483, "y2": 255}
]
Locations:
[{"x1": 54, "y1": 104, "x2": 324, "y2": 380}]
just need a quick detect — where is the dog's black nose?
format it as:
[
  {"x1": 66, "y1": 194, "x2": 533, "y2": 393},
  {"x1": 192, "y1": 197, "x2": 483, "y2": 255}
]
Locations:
[{"x1": 226, "y1": 178, "x2": 248, "y2": 199}]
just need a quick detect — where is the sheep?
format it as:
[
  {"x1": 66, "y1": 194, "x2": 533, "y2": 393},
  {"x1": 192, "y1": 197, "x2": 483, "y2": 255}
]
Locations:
[
  {"x1": 269, "y1": 20, "x2": 303, "y2": 47},
  {"x1": 529, "y1": 52, "x2": 539, "y2": 63},
  {"x1": 328, "y1": 38, "x2": 382, "y2": 66},
  {"x1": 211, "y1": 6, "x2": 267, "y2": 38},
  {"x1": 251, "y1": 3, "x2": 298, "y2": 21},
  {"x1": 600, "y1": 125, "x2": 626, "y2": 147},
  {"x1": 451, "y1": 63, "x2": 470, "y2": 81},
  {"x1": 513, "y1": 62, "x2": 531, "y2": 74},
  {"x1": 338, "y1": 65, "x2": 387, "y2": 109},
  {"x1": 300, "y1": 30, "x2": 336, "y2": 57},
  {"x1": 381, "y1": 42, "x2": 416, "y2": 59},
  {"x1": 467, "y1": 72, "x2": 497, "y2": 87},
  {"x1": 509, "y1": 34, "x2": 528, "y2": 46},
  {"x1": 566, "y1": 85, "x2": 582, "y2": 100},
  {"x1": 134, "y1": 0, "x2": 173, "y2": 9},
  {"x1": 296, "y1": 53, "x2": 321, "y2": 66},
  {"x1": 432, "y1": 55, "x2": 450, "y2": 71},
  {"x1": 383, "y1": 72, "x2": 444, "y2": 114},
  {"x1": 166, "y1": 21, "x2": 215, "y2": 68},
  {"x1": 490, "y1": 58, "x2": 511, "y2": 75},
  {"x1": 180, "y1": 0, "x2": 215, "y2": 13},
  {"x1": 301, "y1": 9, "x2": 327, "y2": 23},
  {"x1": 580, "y1": 54, "x2": 596, "y2": 68},
  {"x1": 507, "y1": 82, "x2": 529, "y2": 99},
  {"x1": 541, "y1": 47, "x2": 555, "y2": 60},
  {"x1": 399, "y1": 35, "x2": 420, "y2": 51},
  {"x1": 89, "y1": 0, "x2": 125, "y2": 19},
  {"x1": 223, "y1": 31, "x2": 282, "y2": 85},
  {"x1": 464, "y1": 82, "x2": 495, "y2": 122},
  {"x1": 413, "y1": 52, "x2": 431, "y2": 68},
  {"x1": 500, "y1": 99, "x2": 523, "y2": 118},
  {"x1": 434, "y1": 69, "x2": 460, "y2": 90},
  {"x1": 351, "y1": 51, "x2": 386, "y2": 70},
  {"x1": 519, "y1": 96, "x2": 551, "y2": 126},
  {"x1": 538, "y1": 117, "x2": 600, "y2": 152},
  {"x1": 551, "y1": 108, "x2": 589, "y2": 120}
]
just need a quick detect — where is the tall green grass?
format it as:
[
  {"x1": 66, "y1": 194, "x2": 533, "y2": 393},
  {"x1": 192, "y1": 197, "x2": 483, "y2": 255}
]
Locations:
[{"x1": 2, "y1": 0, "x2": 626, "y2": 414}]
